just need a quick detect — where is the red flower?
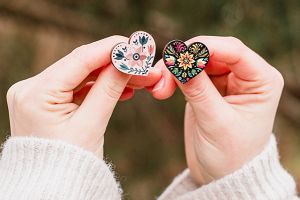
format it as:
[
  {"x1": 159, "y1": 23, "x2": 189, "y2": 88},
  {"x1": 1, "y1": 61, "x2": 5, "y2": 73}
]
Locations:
[
  {"x1": 126, "y1": 47, "x2": 147, "y2": 67},
  {"x1": 148, "y1": 45, "x2": 154, "y2": 55}
]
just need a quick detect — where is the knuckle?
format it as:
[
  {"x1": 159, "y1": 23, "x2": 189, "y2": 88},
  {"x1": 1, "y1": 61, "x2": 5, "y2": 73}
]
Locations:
[
  {"x1": 70, "y1": 44, "x2": 91, "y2": 69},
  {"x1": 6, "y1": 82, "x2": 21, "y2": 104},
  {"x1": 7, "y1": 79, "x2": 35, "y2": 110},
  {"x1": 271, "y1": 68, "x2": 284, "y2": 89},
  {"x1": 15, "y1": 86, "x2": 31, "y2": 106}
]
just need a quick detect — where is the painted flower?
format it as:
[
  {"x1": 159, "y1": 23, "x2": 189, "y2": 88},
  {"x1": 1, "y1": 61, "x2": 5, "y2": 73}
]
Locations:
[
  {"x1": 165, "y1": 55, "x2": 176, "y2": 66},
  {"x1": 126, "y1": 47, "x2": 147, "y2": 67},
  {"x1": 148, "y1": 45, "x2": 154, "y2": 55},
  {"x1": 178, "y1": 52, "x2": 195, "y2": 70},
  {"x1": 196, "y1": 58, "x2": 207, "y2": 68},
  {"x1": 174, "y1": 42, "x2": 186, "y2": 52}
]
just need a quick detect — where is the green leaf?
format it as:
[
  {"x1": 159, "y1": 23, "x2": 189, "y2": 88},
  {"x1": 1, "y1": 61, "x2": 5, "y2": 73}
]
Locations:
[
  {"x1": 115, "y1": 50, "x2": 124, "y2": 60},
  {"x1": 120, "y1": 63, "x2": 129, "y2": 70},
  {"x1": 118, "y1": 50, "x2": 124, "y2": 56},
  {"x1": 191, "y1": 69, "x2": 197, "y2": 75},
  {"x1": 172, "y1": 68, "x2": 179, "y2": 75},
  {"x1": 169, "y1": 45, "x2": 175, "y2": 54}
]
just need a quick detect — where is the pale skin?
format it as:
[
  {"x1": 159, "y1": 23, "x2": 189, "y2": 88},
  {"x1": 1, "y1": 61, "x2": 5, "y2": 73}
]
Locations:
[{"x1": 6, "y1": 35, "x2": 284, "y2": 186}]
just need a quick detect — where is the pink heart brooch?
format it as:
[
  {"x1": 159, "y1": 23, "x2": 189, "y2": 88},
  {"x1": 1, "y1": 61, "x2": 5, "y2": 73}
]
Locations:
[{"x1": 111, "y1": 31, "x2": 156, "y2": 76}]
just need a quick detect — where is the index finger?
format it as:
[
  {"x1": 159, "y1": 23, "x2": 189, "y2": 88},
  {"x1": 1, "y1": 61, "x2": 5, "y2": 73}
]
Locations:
[
  {"x1": 151, "y1": 36, "x2": 273, "y2": 100},
  {"x1": 186, "y1": 36, "x2": 272, "y2": 81},
  {"x1": 39, "y1": 35, "x2": 128, "y2": 91}
]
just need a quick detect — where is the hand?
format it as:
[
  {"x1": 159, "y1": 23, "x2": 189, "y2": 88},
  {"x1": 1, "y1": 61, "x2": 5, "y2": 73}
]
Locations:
[
  {"x1": 151, "y1": 36, "x2": 284, "y2": 185},
  {"x1": 6, "y1": 36, "x2": 162, "y2": 159}
]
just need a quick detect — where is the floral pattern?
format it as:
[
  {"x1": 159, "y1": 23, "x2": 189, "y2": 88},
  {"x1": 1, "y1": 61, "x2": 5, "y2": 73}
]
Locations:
[
  {"x1": 163, "y1": 40, "x2": 210, "y2": 84},
  {"x1": 111, "y1": 31, "x2": 156, "y2": 76},
  {"x1": 178, "y1": 51, "x2": 195, "y2": 70},
  {"x1": 126, "y1": 47, "x2": 147, "y2": 67}
]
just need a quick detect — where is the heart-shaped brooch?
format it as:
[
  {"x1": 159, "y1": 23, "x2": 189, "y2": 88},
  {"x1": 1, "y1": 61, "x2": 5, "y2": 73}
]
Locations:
[
  {"x1": 163, "y1": 40, "x2": 210, "y2": 84},
  {"x1": 111, "y1": 31, "x2": 156, "y2": 76}
]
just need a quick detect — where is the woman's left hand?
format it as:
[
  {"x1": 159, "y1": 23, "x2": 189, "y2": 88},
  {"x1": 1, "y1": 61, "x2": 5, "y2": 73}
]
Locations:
[{"x1": 150, "y1": 36, "x2": 284, "y2": 185}]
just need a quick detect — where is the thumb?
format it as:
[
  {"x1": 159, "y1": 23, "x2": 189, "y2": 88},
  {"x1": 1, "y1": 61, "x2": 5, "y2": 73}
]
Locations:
[
  {"x1": 177, "y1": 71, "x2": 229, "y2": 122},
  {"x1": 75, "y1": 64, "x2": 131, "y2": 129}
]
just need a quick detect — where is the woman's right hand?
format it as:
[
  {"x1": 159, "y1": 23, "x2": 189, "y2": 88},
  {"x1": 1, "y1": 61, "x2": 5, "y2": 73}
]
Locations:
[{"x1": 6, "y1": 36, "x2": 162, "y2": 159}]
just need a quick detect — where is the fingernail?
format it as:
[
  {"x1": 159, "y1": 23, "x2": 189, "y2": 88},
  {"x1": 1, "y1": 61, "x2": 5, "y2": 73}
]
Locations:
[{"x1": 152, "y1": 76, "x2": 165, "y2": 92}]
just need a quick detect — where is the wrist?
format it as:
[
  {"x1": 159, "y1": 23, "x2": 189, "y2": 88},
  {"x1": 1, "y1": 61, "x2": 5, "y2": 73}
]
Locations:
[
  {"x1": 160, "y1": 135, "x2": 298, "y2": 200},
  {"x1": 196, "y1": 135, "x2": 297, "y2": 199}
]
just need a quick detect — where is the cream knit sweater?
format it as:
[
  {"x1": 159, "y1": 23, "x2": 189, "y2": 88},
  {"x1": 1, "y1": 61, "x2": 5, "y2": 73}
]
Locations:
[{"x1": 0, "y1": 135, "x2": 298, "y2": 200}]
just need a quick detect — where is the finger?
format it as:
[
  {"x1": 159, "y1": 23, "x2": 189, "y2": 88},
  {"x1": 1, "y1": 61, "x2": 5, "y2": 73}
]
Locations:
[
  {"x1": 73, "y1": 82, "x2": 94, "y2": 105},
  {"x1": 74, "y1": 83, "x2": 134, "y2": 105},
  {"x1": 127, "y1": 67, "x2": 162, "y2": 89},
  {"x1": 74, "y1": 68, "x2": 103, "y2": 93},
  {"x1": 209, "y1": 74, "x2": 229, "y2": 96},
  {"x1": 205, "y1": 59, "x2": 230, "y2": 76},
  {"x1": 119, "y1": 87, "x2": 134, "y2": 101},
  {"x1": 74, "y1": 64, "x2": 131, "y2": 128},
  {"x1": 184, "y1": 102, "x2": 208, "y2": 184},
  {"x1": 41, "y1": 35, "x2": 128, "y2": 91},
  {"x1": 148, "y1": 59, "x2": 177, "y2": 100},
  {"x1": 186, "y1": 36, "x2": 271, "y2": 81},
  {"x1": 75, "y1": 66, "x2": 161, "y2": 91},
  {"x1": 177, "y1": 71, "x2": 231, "y2": 122}
]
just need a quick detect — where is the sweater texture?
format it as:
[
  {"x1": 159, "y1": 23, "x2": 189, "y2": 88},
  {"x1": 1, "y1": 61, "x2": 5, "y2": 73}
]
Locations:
[{"x1": 0, "y1": 135, "x2": 298, "y2": 200}]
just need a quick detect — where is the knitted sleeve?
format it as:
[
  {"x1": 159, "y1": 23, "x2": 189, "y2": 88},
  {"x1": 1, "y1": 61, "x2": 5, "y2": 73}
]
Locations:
[
  {"x1": 0, "y1": 137, "x2": 122, "y2": 200},
  {"x1": 157, "y1": 135, "x2": 299, "y2": 200},
  {"x1": 0, "y1": 135, "x2": 298, "y2": 200}
]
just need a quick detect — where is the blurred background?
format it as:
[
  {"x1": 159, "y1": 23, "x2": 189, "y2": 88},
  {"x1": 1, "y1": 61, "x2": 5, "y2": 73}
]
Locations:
[{"x1": 0, "y1": 0, "x2": 299, "y2": 199}]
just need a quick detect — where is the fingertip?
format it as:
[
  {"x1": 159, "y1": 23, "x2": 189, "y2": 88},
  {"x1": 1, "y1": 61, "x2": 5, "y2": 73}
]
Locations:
[
  {"x1": 119, "y1": 87, "x2": 134, "y2": 101},
  {"x1": 127, "y1": 67, "x2": 162, "y2": 88},
  {"x1": 150, "y1": 60, "x2": 177, "y2": 100},
  {"x1": 205, "y1": 60, "x2": 231, "y2": 75},
  {"x1": 176, "y1": 71, "x2": 222, "y2": 104},
  {"x1": 103, "y1": 35, "x2": 128, "y2": 45},
  {"x1": 152, "y1": 84, "x2": 177, "y2": 100}
]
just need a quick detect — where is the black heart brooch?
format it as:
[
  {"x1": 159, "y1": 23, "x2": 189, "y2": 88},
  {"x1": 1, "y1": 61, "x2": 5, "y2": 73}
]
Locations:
[{"x1": 163, "y1": 40, "x2": 210, "y2": 84}]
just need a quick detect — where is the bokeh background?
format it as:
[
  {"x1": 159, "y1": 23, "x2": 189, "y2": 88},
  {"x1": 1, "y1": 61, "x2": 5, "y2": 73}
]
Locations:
[{"x1": 0, "y1": 0, "x2": 299, "y2": 199}]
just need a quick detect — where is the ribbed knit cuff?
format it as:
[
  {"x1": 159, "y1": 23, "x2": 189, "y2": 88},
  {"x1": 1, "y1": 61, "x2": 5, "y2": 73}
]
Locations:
[
  {"x1": 0, "y1": 137, "x2": 122, "y2": 200},
  {"x1": 158, "y1": 135, "x2": 298, "y2": 200}
]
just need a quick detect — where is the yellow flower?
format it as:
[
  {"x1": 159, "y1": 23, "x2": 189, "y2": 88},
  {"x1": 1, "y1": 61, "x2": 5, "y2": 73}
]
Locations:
[{"x1": 178, "y1": 52, "x2": 195, "y2": 70}]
